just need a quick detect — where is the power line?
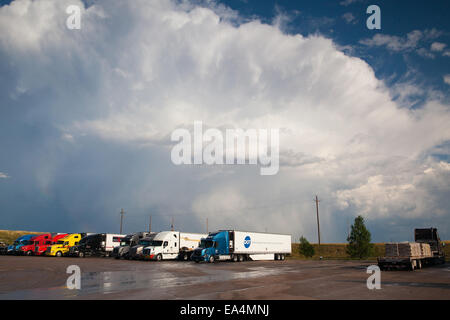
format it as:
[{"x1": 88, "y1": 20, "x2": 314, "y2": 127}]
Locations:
[
  {"x1": 314, "y1": 195, "x2": 321, "y2": 245},
  {"x1": 119, "y1": 208, "x2": 125, "y2": 234},
  {"x1": 149, "y1": 214, "x2": 152, "y2": 233}
]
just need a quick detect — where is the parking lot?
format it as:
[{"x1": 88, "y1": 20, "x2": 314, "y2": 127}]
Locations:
[{"x1": 0, "y1": 256, "x2": 449, "y2": 299}]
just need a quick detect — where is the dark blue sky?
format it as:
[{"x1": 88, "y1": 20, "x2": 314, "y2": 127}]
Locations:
[{"x1": 218, "y1": 0, "x2": 450, "y2": 98}]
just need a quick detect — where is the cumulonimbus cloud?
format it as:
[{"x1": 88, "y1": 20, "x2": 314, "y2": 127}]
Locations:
[{"x1": 1, "y1": 0, "x2": 449, "y2": 240}]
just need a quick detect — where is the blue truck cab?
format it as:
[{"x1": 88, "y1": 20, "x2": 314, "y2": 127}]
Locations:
[
  {"x1": 191, "y1": 231, "x2": 229, "y2": 263},
  {"x1": 8, "y1": 235, "x2": 36, "y2": 255}
]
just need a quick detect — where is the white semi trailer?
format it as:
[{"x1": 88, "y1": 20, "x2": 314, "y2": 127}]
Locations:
[
  {"x1": 191, "y1": 230, "x2": 292, "y2": 263},
  {"x1": 142, "y1": 231, "x2": 207, "y2": 261}
]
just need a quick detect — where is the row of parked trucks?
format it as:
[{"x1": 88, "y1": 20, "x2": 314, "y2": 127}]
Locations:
[
  {"x1": 5, "y1": 227, "x2": 444, "y2": 268},
  {"x1": 3, "y1": 230, "x2": 293, "y2": 262}
]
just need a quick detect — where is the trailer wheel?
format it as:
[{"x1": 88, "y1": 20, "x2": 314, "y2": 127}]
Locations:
[
  {"x1": 78, "y1": 252, "x2": 84, "y2": 258},
  {"x1": 280, "y1": 254, "x2": 285, "y2": 261},
  {"x1": 208, "y1": 255, "x2": 215, "y2": 263},
  {"x1": 409, "y1": 261, "x2": 415, "y2": 271},
  {"x1": 238, "y1": 255, "x2": 244, "y2": 262},
  {"x1": 232, "y1": 255, "x2": 238, "y2": 262},
  {"x1": 274, "y1": 254, "x2": 279, "y2": 261}
]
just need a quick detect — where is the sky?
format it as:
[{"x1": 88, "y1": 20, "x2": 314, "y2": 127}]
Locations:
[{"x1": 0, "y1": 0, "x2": 449, "y2": 243}]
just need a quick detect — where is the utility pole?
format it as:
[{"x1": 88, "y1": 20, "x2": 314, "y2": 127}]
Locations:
[
  {"x1": 315, "y1": 195, "x2": 321, "y2": 245},
  {"x1": 149, "y1": 214, "x2": 152, "y2": 233},
  {"x1": 171, "y1": 217, "x2": 174, "y2": 231},
  {"x1": 206, "y1": 217, "x2": 208, "y2": 234},
  {"x1": 120, "y1": 208, "x2": 125, "y2": 234}
]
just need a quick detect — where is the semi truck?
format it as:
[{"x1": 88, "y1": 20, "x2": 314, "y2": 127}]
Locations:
[
  {"x1": 69, "y1": 233, "x2": 126, "y2": 257},
  {"x1": 18, "y1": 233, "x2": 53, "y2": 255},
  {"x1": 378, "y1": 227, "x2": 446, "y2": 271},
  {"x1": 7, "y1": 234, "x2": 37, "y2": 255},
  {"x1": 111, "y1": 232, "x2": 151, "y2": 259},
  {"x1": 191, "y1": 230, "x2": 292, "y2": 263},
  {"x1": 128, "y1": 234, "x2": 157, "y2": 260},
  {"x1": 34, "y1": 233, "x2": 68, "y2": 256},
  {"x1": 45, "y1": 233, "x2": 83, "y2": 257},
  {"x1": 143, "y1": 231, "x2": 207, "y2": 261}
]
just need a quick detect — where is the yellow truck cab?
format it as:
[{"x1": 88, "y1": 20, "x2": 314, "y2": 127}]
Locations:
[{"x1": 45, "y1": 234, "x2": 82, "y2": 257}]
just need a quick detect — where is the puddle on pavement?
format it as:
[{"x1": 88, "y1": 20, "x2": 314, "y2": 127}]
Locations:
[{"x1": 0, "y1": 264, "x2": 289, "y2": 299}]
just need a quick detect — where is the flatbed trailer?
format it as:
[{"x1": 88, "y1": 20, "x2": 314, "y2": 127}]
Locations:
[
  {"x1": 377, "y1": 255, "x2": 437, "y2": 271},
  {"x1": 378, "y1": 228, "x2": 445, "y2": 271}
]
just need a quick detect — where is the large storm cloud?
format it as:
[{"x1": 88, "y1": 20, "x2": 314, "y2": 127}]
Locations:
[{"x1": 0, "y1": 0, "x2": 449, "y2": 241}]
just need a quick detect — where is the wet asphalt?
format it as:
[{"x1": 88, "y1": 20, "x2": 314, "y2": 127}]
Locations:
[{"x1": 0, "y1": 255, "x2": 449, "y2": 299}]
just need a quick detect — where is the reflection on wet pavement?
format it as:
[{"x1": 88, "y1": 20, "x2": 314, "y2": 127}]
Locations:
[{"x1": 0, "y1": 263, "x2": 290, "y2": 299}]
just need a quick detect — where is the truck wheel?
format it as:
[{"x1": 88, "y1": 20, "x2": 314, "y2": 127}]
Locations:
[
  {"x1": 232, "y1": 255, "x2": 238, "y2": 262},
  {"x1": 274, "y1": 254, "x2": 279, "y2": 261},
  {"x1": 409, "y1": 261, "x2": 415, "y2": 271},
  {"x1": 208, "y1": 255, "x2": 215, "y2": 263},
  {"x1": 417, "y1": 260, "x2": 422, "y2": 269},
  {"x1": 183, "y1": 254, "x2": 189, "y2": 261},
  {"x1": 78, "y1": 252, "x2": 84, "y2": 258},
  {"x1": 280, "y1": 254, "x2": 285, "y2": 261},
  {"x1": 56, "y1": 251, "x2": 62, "y2": 257},
  {"x1": 27, "y1": 251, "x2": 33, "y2": 256},
  {"x1": 156, "y1": 254, "x2": 162, "y2": 261}
]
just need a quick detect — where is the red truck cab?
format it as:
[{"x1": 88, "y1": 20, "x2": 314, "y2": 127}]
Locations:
[
  {"x1": 34, "y1": 233, "x2": 68, "y2": 256},
  {"x1": 19, "y1": 233, "x2": 53, "y2": 256}
]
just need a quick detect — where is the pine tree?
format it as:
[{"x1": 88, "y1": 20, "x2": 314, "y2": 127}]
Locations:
[
  {"x1": 346, "y1": 215, "x2": 373, "y2": 259},
  {"x1": 299, "y1": 236, "x2": 315, "y2": 258}
]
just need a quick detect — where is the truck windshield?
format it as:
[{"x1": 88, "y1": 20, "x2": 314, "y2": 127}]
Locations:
[
  {"x1": 139, "y1": 240, "x2": 151, "y2": 246},
  {"x1": 56, "y1": 241, "x2": 64, "y2": 245},
  {"x1": 149, "y1": 240, "x2": 163, "y2": 247},
  {"x1": 199, "y1": 239, "x2": 214, "y2": 248},
  {"x1": 120, "y1": 240, "x2": 130, "y2": 246}
]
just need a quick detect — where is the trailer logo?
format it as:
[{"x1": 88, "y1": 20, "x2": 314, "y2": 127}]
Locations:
[{"x1": 244, "y1": 236, "x2": 251, "y2": 248}]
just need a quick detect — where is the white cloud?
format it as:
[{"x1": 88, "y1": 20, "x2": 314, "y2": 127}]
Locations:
[
  {"x1": 339, "y1": 0, "x2": 363, "y2": 6},
  {"x1": 431, "y1": 42, "x2": 446, "y2": 52},
  {"x1": 0, "y1": 172, "x2": 9, "y2": 179},
  {"x1": 0, "y1": 0, "x2": 449, "y2": 240},
  {"x1": 444, "y1": 75, "x2": 450, "y2": 85},
  {"x1": 360, "y1": 29, "x2": 442, "y2": 58},
  {"x1": 342, "y1": 12, "x2": 356, "y2": 24}
]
